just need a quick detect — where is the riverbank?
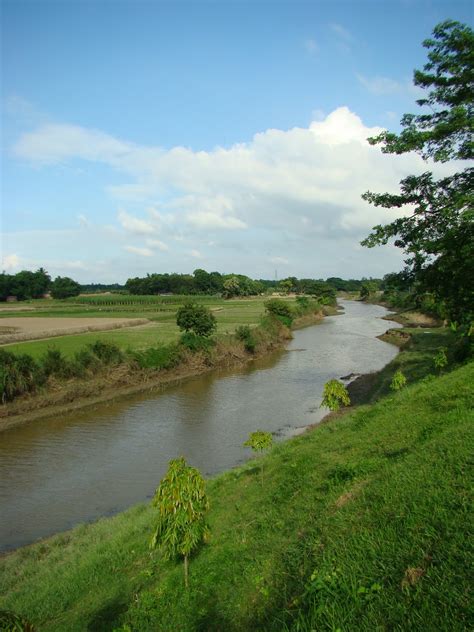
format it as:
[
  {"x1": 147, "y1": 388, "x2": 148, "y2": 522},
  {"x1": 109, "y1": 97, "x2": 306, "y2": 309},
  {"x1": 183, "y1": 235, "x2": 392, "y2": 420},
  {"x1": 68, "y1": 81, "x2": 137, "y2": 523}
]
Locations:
[
  {"x1": 0, "y1": 308, "x2": 329, "y2": 432},
  {"x1": 1, "y1": 324, "x2": 471, "y2": 630}
]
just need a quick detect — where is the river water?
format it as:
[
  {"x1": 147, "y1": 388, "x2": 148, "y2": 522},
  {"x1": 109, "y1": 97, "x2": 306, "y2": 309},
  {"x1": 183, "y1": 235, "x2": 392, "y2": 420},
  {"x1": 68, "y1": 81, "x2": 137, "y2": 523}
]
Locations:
[{"x1": 0, "y1": 300, "x2": 399, "y2": 552}]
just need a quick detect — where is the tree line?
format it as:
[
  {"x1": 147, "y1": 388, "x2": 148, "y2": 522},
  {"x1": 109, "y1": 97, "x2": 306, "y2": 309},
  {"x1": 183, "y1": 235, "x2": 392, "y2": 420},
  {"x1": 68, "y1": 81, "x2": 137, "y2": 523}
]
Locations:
[
  {"x1": 0, "y1": 269, "x2": 81, "y2": 301},
  {"x1": 124, "y1": 269, "x2": 380, "y2": 298},
  {"x1": 1, "y1": 266, "x2": 384, "y2": 302}
]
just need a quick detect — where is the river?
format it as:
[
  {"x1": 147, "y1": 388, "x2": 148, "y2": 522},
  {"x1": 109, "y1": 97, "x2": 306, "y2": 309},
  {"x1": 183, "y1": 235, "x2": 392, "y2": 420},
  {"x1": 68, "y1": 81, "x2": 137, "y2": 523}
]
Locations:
[{"x1": 0, "y1": 300, "x2": 399, "y2": 552}]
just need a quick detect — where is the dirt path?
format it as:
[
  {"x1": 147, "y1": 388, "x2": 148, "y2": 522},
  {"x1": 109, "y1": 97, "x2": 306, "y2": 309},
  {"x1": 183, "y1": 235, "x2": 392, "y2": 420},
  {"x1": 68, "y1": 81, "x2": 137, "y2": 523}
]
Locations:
[{"x1": 0, "y1": 317, "x2": 150, "y2": 344}]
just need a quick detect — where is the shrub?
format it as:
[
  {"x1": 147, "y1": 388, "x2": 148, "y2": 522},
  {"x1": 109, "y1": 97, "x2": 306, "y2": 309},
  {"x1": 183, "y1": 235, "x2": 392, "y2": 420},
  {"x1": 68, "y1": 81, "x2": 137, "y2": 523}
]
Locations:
[
  {"x1": 390, "y1": 369, "x2": 407, "y2": 391},
  {"x1": 176, "y1": 303, "x2": 217, "y2": 337},
  {"x1": 235, "y1": 325, "x2": 256, "y2": 353},
  {"x1": 321, "y1": 379, "x2": 351, "y2": 412},
  {"x1": 264, "y1": 299, "x2": 293, "y2": 323},
  {"x1": 433, "y1": 348, "x2": 448, "y2": 373},
  {"x1": 88, "y1": 340, "x2": 123, "y2": 365},
  {"x1": 41, "y1": 348, "x2": 75, "y2": 379},
  {"x1": 0, "y1": 349, "x2": 44, "y2": 402},
  {"x1": 131, "y1": 344, "x2": 182, "y2": 370},
  {"x1": 73, "y1": 349, "x2": 101, "y2": 373},
  {"x1": 180, "y1": 332, "x2": 215, "y2": 353}
]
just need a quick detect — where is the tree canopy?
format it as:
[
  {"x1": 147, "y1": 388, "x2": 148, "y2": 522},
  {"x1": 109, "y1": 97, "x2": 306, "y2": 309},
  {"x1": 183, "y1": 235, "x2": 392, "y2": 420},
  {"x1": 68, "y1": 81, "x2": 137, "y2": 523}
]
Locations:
[{"x1": 362, "y1": 20, "x2": 473, "y2": 323}]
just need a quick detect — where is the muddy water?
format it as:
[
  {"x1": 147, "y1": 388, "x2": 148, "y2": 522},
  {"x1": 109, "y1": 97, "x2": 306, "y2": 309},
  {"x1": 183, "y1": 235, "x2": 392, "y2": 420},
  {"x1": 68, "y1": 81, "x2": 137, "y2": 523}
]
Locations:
[{"x1": 0, "y1": 300, "x2": 399, "y2": 551}]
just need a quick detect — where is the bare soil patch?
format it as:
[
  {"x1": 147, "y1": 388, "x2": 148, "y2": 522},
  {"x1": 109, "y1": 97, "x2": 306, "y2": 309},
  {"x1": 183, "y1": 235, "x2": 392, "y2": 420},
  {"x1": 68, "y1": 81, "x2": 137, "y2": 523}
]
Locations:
[{"x1": 0, "y1": 317, "x2": 149, "y2": 345}]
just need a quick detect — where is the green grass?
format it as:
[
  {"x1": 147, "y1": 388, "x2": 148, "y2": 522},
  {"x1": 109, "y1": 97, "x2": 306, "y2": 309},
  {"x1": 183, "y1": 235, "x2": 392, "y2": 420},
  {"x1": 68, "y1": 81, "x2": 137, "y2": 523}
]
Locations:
[
  {"x1": 1, "y1": 351, "x2": 472, "y2": 630},
  {"x1": 2, "y1": 297, "x2": 280, "y2": 358},
  {"x1": 364, "y1": 327, "x2": 463, "y2": 402}
]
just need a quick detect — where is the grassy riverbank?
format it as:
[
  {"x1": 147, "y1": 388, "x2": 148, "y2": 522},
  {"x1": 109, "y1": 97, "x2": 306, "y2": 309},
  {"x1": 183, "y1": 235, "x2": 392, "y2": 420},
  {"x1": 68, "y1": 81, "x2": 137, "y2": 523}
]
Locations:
[{"x1": 1, "y1": 327, "x2": 472, "y2": 631}]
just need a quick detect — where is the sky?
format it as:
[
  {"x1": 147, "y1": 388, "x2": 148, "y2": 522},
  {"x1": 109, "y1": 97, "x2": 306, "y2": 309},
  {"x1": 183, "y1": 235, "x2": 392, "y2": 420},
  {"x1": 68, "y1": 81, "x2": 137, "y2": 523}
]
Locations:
[{"x1": 1, "y1": 0, "x2": 472, "y2": 283}]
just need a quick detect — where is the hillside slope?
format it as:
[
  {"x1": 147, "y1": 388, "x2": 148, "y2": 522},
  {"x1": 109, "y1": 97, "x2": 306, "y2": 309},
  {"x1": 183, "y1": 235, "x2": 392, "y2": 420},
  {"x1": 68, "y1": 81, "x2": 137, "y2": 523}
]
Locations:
[{"x1": 1, "y1": 360, "x2": 473, "y2": 631}]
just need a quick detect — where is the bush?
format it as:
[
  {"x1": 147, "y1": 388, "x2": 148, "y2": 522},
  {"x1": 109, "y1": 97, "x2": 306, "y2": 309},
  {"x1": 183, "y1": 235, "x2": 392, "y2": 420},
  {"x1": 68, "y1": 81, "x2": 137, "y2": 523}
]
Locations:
[
  {"x1": 180, "y1": 332, "x2": 215, "y2": 352},
  {"x1": 131, "y1": 344, "x2": 182, "y2": 370},
  {"x1": 321, "y1": 379, "x2": 351, "y2": 412},
  {"x1": 235, "y1": 325, "x2": 256, "y2": 353},
  {"x1": 0, "y1": 349, "x2": 44, "y2": 402},
  {"x1": 88, "y1": 340, "x2": 123, "y2": 365},
  {"x1": 73, "y1": 349, "x2": 101, "y2": 374},
  {"x1": 50, "y1": 276, "x2": 81, "y2": 299},
  {"x1": 176, "y1": 303, "x2": 217, "y2": 337},
  {"x1": 41, "y1": 348, "x2": 75, "y2": 378},
  {"x1": 264, "y1": 299, "x2": 294, "y2": 323},
  {"x1": 390, "y1": 369, "x2": 407, "y2": 391}
]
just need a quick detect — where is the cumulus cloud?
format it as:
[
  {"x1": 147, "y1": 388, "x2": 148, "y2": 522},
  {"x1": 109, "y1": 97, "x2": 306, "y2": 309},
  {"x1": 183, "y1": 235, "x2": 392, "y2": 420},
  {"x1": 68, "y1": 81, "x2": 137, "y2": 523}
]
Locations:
[
  {"x1": 146, "y1": 238, "x2": 169, "y2": 252},
  {"x1": 118, "y1": 210, "x2": 156, "y2": 235},
  {"x1": 12, "y1": 106, "x2": 455, "y2": 279},
  {"x1": 124, "y1": 245, "x2": 154, "y2": 257}
]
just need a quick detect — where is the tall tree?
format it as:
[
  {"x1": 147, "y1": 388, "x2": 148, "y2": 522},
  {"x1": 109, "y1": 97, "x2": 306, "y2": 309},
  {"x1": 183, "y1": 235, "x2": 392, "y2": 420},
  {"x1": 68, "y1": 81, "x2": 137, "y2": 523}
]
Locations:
[{"x1": 361, "y1": 20, "x2": 473, "y2": 323}]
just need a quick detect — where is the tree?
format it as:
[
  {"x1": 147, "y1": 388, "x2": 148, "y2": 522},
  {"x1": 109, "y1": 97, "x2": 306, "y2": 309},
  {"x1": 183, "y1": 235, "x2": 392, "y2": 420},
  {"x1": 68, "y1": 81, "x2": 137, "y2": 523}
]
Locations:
[
  {"x1": 50, "y1": 276, "x2": 81, "y2": 299},
  {"x1": 151, "y1": 457, "x2": 209, "y2": 588},
  {"x1": 320, "y1": 379, "x2": 351, "y2": 412},
  {"x1": 222, "y1": 276, "x2": 241, "y2": 299},
  {"x1": 243, "y1": 430, "x2": 273, "y2": 486},
  {"x1": 361, "y1": 20, "x2": 474, "y2": 324},
  {"x1": 176, "y1": 302, "x2": 217, "y2": 337}
]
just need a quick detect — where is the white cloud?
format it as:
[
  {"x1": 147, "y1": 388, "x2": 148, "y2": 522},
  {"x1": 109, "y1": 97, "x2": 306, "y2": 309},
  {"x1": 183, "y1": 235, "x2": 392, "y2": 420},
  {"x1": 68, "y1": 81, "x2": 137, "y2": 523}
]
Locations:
[
  {"x1": 146, "y1": 238, "x2": 169, "y2": 252},
  {"x1": 1, "y1": 254, "x2": 21, "y2": 271},
  {"x1": 269, "y1": 257, "x2": 289, "y2": 265},
  {"x1": 11, "y1": 106, "x2": 456, "y2": 279},
  {"x1": 190, "y1": 249, "x2": 203, "y2": 259},
  {"x1": 124, "y1": 245, "x2": 154, "y2": 257},
  {"x1": 356, "y1": 74, "x2": 403, "y2": 96},
  {"x1": 118, "y1": 210, "x2": 156, "y2": 235}
]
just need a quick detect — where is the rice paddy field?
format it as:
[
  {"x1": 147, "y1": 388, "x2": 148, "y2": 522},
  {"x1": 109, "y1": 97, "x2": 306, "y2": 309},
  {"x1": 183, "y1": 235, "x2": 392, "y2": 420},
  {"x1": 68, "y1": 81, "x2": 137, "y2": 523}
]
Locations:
[{"x1": 0, "y1": 295, "x2": 283, "y2": 358}]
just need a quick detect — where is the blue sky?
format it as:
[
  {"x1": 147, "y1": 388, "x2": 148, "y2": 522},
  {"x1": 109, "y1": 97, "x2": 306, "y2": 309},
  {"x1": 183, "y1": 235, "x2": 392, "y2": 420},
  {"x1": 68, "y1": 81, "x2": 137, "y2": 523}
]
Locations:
[{"x1": 2, "y1": 0, "x2": 472, "y2": 283}]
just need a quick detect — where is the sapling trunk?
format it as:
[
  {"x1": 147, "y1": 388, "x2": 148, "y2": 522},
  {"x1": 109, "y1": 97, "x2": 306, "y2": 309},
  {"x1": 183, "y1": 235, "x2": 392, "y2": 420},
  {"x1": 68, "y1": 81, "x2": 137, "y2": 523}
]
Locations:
[{"x1": 184, "y1": 554, "x2": 189, "y2": 588}]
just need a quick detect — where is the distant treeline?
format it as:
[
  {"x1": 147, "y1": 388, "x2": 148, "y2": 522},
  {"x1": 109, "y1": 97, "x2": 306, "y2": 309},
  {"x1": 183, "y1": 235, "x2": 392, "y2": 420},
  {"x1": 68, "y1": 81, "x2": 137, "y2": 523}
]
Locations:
[
  {"x1": 125, "y1": 269, "x2": 382, "y2": 298},
  {"x1": 0, "y1": 269, "x2": 81, "y2": 300},
  {"x1": 1, "y1": 266, "x2": 384, "y2": 301}
]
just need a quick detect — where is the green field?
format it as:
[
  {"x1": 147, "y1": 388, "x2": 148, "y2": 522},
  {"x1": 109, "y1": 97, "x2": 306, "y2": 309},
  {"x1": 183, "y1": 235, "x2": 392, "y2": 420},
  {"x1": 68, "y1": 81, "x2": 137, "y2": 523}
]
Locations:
[
  {"x1": 1, "y1": 296, "x2": 280, "y2": 358},
  {"x1": 1, "y1": 330, "x2": 472, "y2": 631}
]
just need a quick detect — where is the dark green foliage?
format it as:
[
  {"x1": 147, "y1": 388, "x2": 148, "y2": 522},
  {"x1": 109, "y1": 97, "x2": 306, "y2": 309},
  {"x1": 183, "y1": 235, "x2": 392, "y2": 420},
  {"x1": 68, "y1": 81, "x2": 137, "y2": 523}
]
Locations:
[
  {"x1": 176, "y1": 302, "x2": 217, "y2": 337},
  {"x1": 264, "y1": 299, "x2": 294, "y2": 323},
  {"x1": 88, "y1": 340, "x2": 123, "y2": 365},
  {"x1": 73, "y1": 349, "x2": 100, "y2": 372},
  {"x1": 362, "y1": 20, "x2": 474, "y2": 324},
  {"x1": 131, "y1": 344, "x2": 182, "y2": 370},
  {"x1": 40, "y1": 348, "x2": 75, "y2": 379},
  {"x1": 0, "y1": 350, "x2": 45, "y2": 402},
  {"x1": 235, "y1": 325, "x2": 256, "y2": 353},
  {"x1": 179, "y1": 332, "x2": 215, "y2": 352},
  {"x1": 0, "y1": 609, "x2": 36, "y2": 631},
  {"x1": 0, "y1": 268, "x2": 50, "y2": 301},
  {"x1": 50, "y1": 276, "x2": 81, "y2": 299}
]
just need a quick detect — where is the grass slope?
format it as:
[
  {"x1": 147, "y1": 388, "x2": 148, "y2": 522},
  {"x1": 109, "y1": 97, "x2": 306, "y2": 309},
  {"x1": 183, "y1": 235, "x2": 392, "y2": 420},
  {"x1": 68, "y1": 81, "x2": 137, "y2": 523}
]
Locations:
[{"x1": 1, "y1": 355, "x2": 472, "y2": 631}]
